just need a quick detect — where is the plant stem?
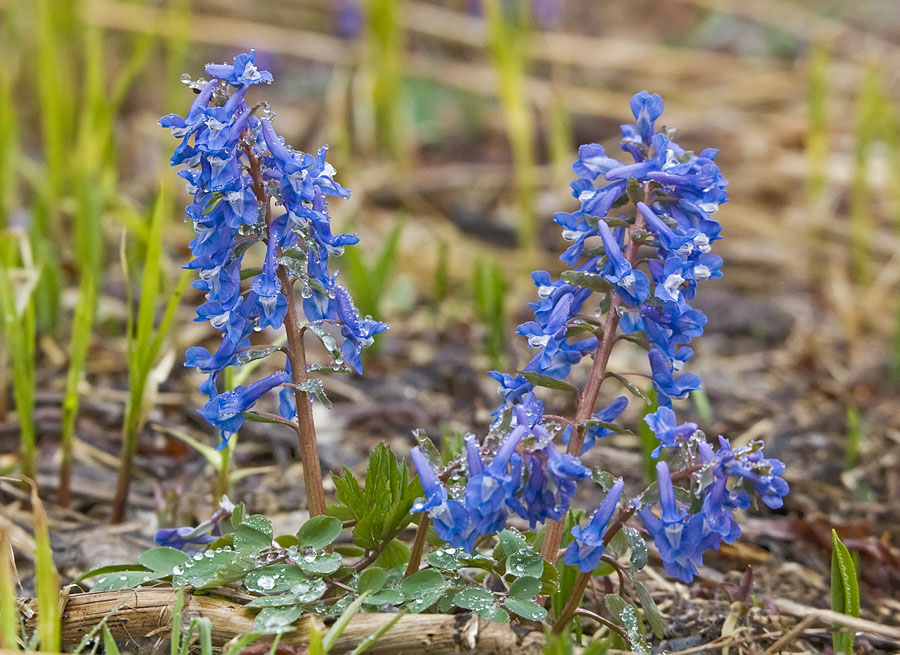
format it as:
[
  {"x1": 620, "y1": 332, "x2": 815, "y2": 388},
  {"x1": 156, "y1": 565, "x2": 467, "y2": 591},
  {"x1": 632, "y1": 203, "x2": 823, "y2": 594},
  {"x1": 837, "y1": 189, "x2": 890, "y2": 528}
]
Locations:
[
  {"x1": 404, "y1": 516, "x2": 430, "y2": 577},
  {"x1": 244, "y1": 146, "x2": 326, "y2": 518},
  {"x1": 540, "y1": 202, "x2": 648, "y2": 563},
  {"x1": 279, "y1": 269, "x2": 327, "y2": 517}
]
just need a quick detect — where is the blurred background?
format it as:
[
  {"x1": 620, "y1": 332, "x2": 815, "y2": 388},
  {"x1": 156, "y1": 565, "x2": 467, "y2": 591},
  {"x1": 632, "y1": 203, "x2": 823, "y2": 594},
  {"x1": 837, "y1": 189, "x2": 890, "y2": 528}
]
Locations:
[{"x1": 0, "y1": 0, "x2": 899, "y2": 635}]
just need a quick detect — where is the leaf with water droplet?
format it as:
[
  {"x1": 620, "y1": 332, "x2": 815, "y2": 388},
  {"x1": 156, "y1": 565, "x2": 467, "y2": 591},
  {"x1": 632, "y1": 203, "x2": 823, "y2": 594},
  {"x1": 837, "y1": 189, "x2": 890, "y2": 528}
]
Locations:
[
  {"x1": 508, "y1": 576, "x2": 541, "y2": 599},
  {"x1": 244, "y1": 564, "x2": 306, "y2": 595},
  {"x1": 497, "y1": 529, "x2": 528, "y2": 558},
  {"x1": 605, "y1": 593, "x2": 650, "y2": 655},
  {"x1": 477, "y1": 604, "x2": 510, "y2": 623},
  {"x1": 454, "y1": 587, "x2": 494, "y2": 612},
  {"x1": 506, "y1": 549, "x2": 543, "y2": 578},
  {"x1": 606, "y1": 373, "x2": 650, "y2": 404},
  {"x1": 305, "y1": 324, "x2": 341, "y2": 360},
  {"x1": 91, "y1": 570, "x2": 160, "y2": 592},
  {"x1": 361, "y1": 589, "x2": 404, "y2": 606},
  {"x1": 299, "y1": 552, "x2": 342, "y2": 576},
  {"x1": 254, "y1": 604, "x2": 303, "y2": 632},
  {"x1": 234, "y1": 345, "x2": 281, "y2": 367},
  {"x1": 137, "y1": 547, "x2": 191, "y2": 575},
  {"x1": 172, "y1": 549, "x2": 238, "y2": 589},
  {"x1": 412, "y1": 429, "x2": 442, "y2": 469},
  {"x1": 561, "y1": 270, "x2": 612, "y2": 294},
  {"x1": 503, "y1": 598, "x2": 548, "y2": 622},
  {"x1": 297, "y1": 378, "x2": 332, "y2": 409},
  {"x1": 234, "y1": 514, "x2": 274, "y2": 552},
  {"x1": 624, "y1": 526, "x2": 648, "y2": 571},
  {"x1": 296, "y1": 515, "x2": 341, "y2": 550}
]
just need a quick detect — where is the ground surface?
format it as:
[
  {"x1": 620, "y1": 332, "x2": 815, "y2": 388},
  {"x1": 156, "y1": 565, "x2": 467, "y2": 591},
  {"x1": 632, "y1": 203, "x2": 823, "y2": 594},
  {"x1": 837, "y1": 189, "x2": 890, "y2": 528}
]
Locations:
[{"x1": 2, "y1": 1, "x2": 900, "y2": 653}]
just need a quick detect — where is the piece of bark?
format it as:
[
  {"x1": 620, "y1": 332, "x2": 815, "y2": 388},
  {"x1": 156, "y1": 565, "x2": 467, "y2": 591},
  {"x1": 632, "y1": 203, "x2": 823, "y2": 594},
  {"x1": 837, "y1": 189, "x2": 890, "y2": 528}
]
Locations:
[{"x1": 25, "y1": 589, "x2": 547, "y2": 655}]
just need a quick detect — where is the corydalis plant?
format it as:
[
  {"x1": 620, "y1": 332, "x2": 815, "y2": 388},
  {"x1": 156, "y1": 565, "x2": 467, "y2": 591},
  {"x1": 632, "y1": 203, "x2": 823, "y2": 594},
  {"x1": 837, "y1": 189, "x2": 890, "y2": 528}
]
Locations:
[
  {"x1": 409, "y1": 91, "x2": 788, "y2": 636},
  {"x1": 161, "y1": 51, "x2": 387, "y2": 516}
]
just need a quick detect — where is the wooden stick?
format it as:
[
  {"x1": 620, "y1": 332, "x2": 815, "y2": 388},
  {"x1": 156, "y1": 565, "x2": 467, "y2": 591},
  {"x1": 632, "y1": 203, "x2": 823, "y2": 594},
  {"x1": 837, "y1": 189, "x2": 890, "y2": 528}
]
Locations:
[{"x1": 26, "y1": 589, "x2": 547, "y2": 655}]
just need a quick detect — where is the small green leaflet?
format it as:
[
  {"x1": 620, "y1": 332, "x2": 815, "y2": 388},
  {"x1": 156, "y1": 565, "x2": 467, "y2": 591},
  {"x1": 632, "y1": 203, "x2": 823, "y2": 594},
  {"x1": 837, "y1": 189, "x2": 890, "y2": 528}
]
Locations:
[
  {"x1": 605, "y1": 593, "x2": 650, "y2": 655},
  {"x1": 606, "y1": 373, "x2": 651, "y2": 404},
  {"x1": 234, "y1": 515, "x2": 274, "y2": 552},
  {"x1": 398, "y1": 569, "x2": 446, "y2": 613},
  {"x1": 560, "y1": 270, "x2": 612, "y2": 294},
  {"x1": 297, "y1": 378, "x2": 332, "y2": 409},
  {"x1": 297, "y1": 516, "x2": 342, "y2": 550},
  {"x1": 519, "y1": 371, "x2": 579, "y2": 394},
  {"x1": 634, "y1": 580, "x2": 664, "y2": 640}
]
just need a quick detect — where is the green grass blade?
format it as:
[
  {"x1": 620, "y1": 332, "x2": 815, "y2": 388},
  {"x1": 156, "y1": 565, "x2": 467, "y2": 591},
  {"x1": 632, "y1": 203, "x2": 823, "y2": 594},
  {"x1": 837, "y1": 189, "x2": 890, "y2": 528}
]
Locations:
[
  {"x1": 347, "y1": 610, "x2": 405, "y2": 655},
  {"x1": 366, "y1": 0, "x2": 405, "y2": 159},
  {"x1": 0, "y1": 529, "x2": 19, "y2": 650},
  {"x1": 322, "y1": 592, "x2": 369, "y2": 654},
  {"x1": 831, "y1": 530, "x2": 860, "y2": 655},
  {"x1": 484, "y1": 0, "x2": 537, "y2": 256},
  {"x1": 59, "y1": 274, "x2": 97, "y2": 505},
  {"x1": 31, "y1": 482, "x2": 60, "y2": 652},
  {"x1": 170, "y1": 583, "x2": 185, "y2": 655},
  {"x1": 0, "y1": 251, "x2": 37, "y2": 481}
]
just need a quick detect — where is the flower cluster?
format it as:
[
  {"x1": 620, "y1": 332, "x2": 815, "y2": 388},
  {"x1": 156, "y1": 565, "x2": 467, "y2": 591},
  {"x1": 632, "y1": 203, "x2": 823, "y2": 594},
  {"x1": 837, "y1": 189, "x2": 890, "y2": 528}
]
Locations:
[
  {"x1": 411, "y1": 397, "x2": 590, "y2": 549},
  {"x1": 413, "y1": 91, "x2": 787, "y2": 585},
  {"x1": 162, "y1": 51, "x2": 386, "y2": 448}
]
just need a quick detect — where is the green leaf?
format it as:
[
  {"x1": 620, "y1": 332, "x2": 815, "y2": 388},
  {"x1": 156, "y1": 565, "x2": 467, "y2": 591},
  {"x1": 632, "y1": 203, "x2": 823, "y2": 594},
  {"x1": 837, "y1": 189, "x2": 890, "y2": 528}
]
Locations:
[
  {"x1": 497, "y1": 529, "x2": 528, "y2": 557},
  {"x1": 581, "y1": 418, "x2": 637, "y2": 438},
  {"x1": 634, "y1": 580, "x2": 664, "y2": 640},
  {"x1": 454, "y1": 587, "x2": 494, "y2": 611},
  {"x1": 101, "y1": 625, "x2": 120, "y2": 655},
  {"x1": 561, "y1": 270, "x2": 612, "y2": 294},
  {"x1": 254, "y1": 604, "x2": 303, "y2": 632},
  {"x1": 477, "y1": 605, "x2": 510, "y2": 623},
  {"x1": 357, "y1": 567, "x2": 387, "y2": 595},
  {"x1": 508, "y1": 575, "x2": 541, "y2": 599},
  {"x1": 234, "y1": 515, "x2": 274, "y2": 552},
  {"x1": 605, "y1": 594, "x2": 650, "y2": 655},
  {"x1": 297, "y1": 516, "x2": 342, "y2": 550},
  {"x1": 831, "y1": 530, "x2": 860, "y2": 655},
  {"x1": 623, "y1": 527, "x2": 648, "y2": 571},
  {"x1": 137, "y1": 548, "x2": 191, "y2": 575},
  {"x1": 399, "y1": 569, "x2": 445, "y2": 596},
  {"x1": 297, "y1": 378, "x2": 332, "y2": 409},
  {"x1": 362, "y1": 589, "x2": 404, "y2": 606},
  {"x1": 231, "y1": 502, "x2": 246, "y2": 528},
  {"x1": 233, "y1": 345, "x2": 282, "y2": 367},
  {"x1": 91, "y1": 570, "x2": 160, "y2": 592},
  {"x1": 606, "y1": 373, "x2": 650, "y2": 404},
  {"x1": 246, "y1": 594, "x2": 300, "y2": 608},
  {"x1": 399, "y1": 569, "x2": 446, "y2": 613},
  {"x1": 172, "y1": 549, "x2": 242, "y2": 589},
  {"x1": 506, "y1": 549, "x2": 544, "y2": 578},
  {"x1": 503, "y1": 598, "x2": 548, "y2": 622},
  {"x1": 76, "y1": 563, "x2": 149, "y2": 585},
  {"x1": 244, "y1": 564, "x2": 308, "y2": 595},
  {"x1": 334, "y1": 444, "x2": 420, "y2": 551},
  {"x1": 299, "y1": 552, "x2": 342, "y2": 576},
  {"x1": 519, "y1": 371, "x2": 579, "y2": 394}
]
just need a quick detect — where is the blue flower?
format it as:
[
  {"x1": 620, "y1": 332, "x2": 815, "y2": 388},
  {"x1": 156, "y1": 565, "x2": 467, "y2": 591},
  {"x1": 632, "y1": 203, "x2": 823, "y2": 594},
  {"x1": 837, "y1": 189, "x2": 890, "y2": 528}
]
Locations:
[
  {"x1": 410, "y1": 447, "x2": 478, "y2": 551},
  {"x1": 638, "y1": 462, "x2": 706, "y2": 583},
  {"x1": 564, "y1": 478, "x2": 625, "y2": 571},
  {"x1": 205, "y1": 50, "x2": 273, "y2": 86},
  {"x1": 465, "y1": 423, "x2": 527, "y2": 535},
  {"x1": 648, "y1": 348, "x2": 702, "y2": 403},
  {"x1": 334, "y1": 285, "x2": 388, "y2": 374},
  {"x1": 155, "y1": 526, "x2": 216, "y2": 552},
  {"x1": 597, "y1": 220, "x2": 649, "y2": 307},
  {"x1": 644, "y1": 406, "x2": 697, "y2": 458},
  {"x1": 629, "y1": 91, "x2": 664, "y2": 144},
  {"x1": 199, "y1": 370, "x2": 290, "y2": 448}
]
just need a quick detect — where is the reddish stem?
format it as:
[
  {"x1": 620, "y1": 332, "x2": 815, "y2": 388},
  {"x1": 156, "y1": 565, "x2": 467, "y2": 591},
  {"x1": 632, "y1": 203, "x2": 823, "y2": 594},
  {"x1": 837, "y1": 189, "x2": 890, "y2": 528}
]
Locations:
[{"x1": 245, "y1": 146, "x2": 326, "y2": 517}]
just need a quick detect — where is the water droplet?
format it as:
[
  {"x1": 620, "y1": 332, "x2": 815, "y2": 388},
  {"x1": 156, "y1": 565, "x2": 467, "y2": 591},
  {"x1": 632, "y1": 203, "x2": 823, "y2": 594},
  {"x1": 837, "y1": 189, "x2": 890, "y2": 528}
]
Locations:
[
  {"x1": 193, "y1": 552, "x2": 204, "y2": 561},
  {"x1": 257, "y1": 575, "x2": 276, "y2": 590},
  {"x1": 204, "y1": 551, "x2": 215, "y2": 558},
  {"x1": 301, "y1": 285, "x2": 313, "y2": 299},
  {"x1": 119, "y1": 575, "x2": 128, "y2": 581},
  {"x1": 172, "y1": 566, "x2": 183, "y2": 576}
]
